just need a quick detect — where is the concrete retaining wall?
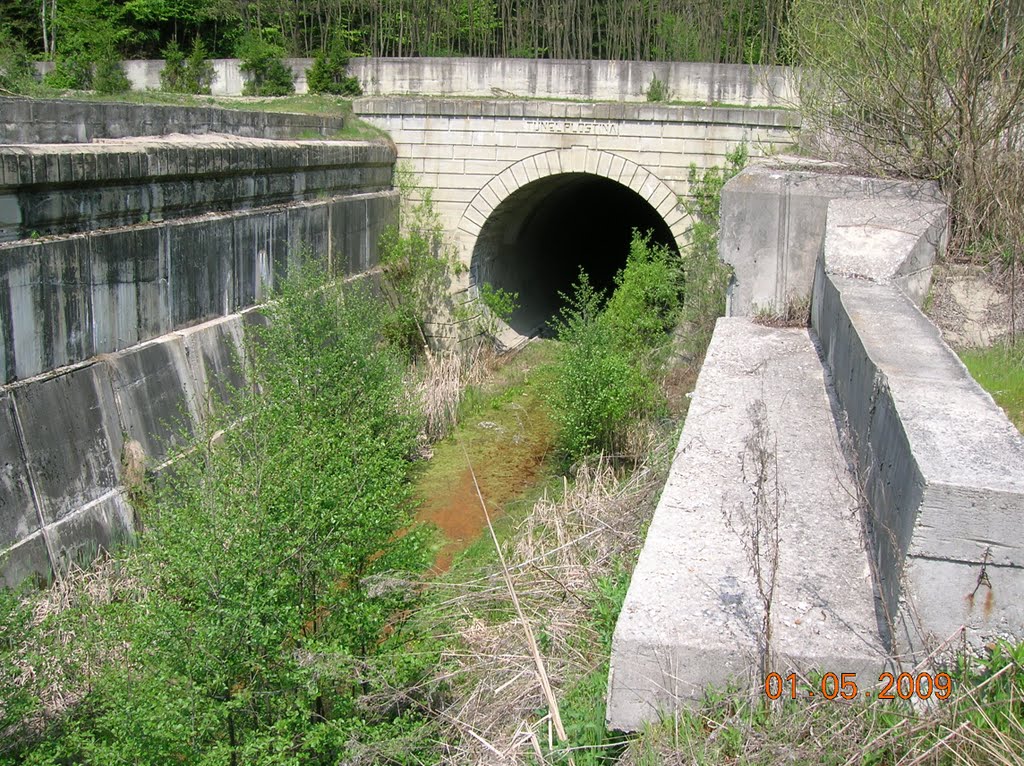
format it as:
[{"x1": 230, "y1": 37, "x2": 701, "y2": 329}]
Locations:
[
  {"x1": 0, "y1": 186, "x2": 397, "y2": 584},
  {"x1": 349, "y1": 57, "x2": 796, "y2": 107},
  {"x1": 718, "y1": 162, "x2": 945, "y2": 317},
  {"x1": 812, "y1": 248, "x2": 1024, "y2": 653},
  {"x1": 0, "y1": 189, "x2": 396, "y2": 385},
  {"x1": 0, "y1": 134, "x2": 396, "y2": 384},
  {"x1": 0, "y1": 95, "x2": 344, "y2": 144},
  {"x1": 0, "y1": 312, "x2": 240, "y2": 586},
  {"x1": 0, "y1": 137, "x2": 392, "y2": 239},
  {"x1": 722, "y1": 163, "x2": 1024, "y2": 653},
  {"x1": 0, "y1": 95, "x2": 344, "y2": 145}
]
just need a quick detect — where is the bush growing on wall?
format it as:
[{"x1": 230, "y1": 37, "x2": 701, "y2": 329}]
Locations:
[
  {"x1": 307, "y1": 31, "x2": 362, "y2": 96},
  {"x1": 160, "y1": 38, "x2": 215, "y2": 94},
  {"x1": 676, "y1": 144, "x2": 746, "y2": 359},
  {"x1": 237, "y1": 29, "x2": 294, "y2": 96},
  {"x1": 378, "y1": 165, "x2": 460, "y2": 354}
]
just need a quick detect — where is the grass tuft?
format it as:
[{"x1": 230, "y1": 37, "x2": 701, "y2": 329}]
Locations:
[{"x1": 960, "y1": 340, "x2": 1024, "y2": 432}]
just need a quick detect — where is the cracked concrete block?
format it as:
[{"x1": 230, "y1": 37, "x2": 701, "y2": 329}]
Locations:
[{"x1": 607, "y1": 319, "x2": 887, "y2": 731}]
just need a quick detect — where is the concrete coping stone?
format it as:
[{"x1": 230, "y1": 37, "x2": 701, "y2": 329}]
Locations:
[
  {"x1": 0, "y1": 96, "x2": 345, "y2": 144},
  {"x1": 353, "y1": 96, "x2": 798, "y2": 125},
  {"x1": 607, "y1": 318, "x2": 887, "y2": 731},
  {"x1": 0, "y1": 136, "x2": 396, "y2": 188},
  {"x1": 830, "y1": 276, "x2": 1024, "y2": 497},
  {"x1": 824, "y1": 197, "x2": 947, "y2": 286}
]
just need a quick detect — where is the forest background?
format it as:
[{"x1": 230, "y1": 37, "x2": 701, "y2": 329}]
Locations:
[{"x1": 0, "y1": 0, "x2": 789, "y2": 65}]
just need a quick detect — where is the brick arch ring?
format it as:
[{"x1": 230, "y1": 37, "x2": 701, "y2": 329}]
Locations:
[{"x1": 455, "y1": 147, "x2": 689, "y2": 248}]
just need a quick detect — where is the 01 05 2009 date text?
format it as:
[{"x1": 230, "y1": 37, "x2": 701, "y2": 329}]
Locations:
[{"x1": 763, "y1": 671, "x2": 952, "y2": 701}]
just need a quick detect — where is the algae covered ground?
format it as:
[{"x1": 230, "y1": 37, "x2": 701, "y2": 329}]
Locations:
[{"x1": 412, "y1": 342, "x2": 559, "y2": 573}]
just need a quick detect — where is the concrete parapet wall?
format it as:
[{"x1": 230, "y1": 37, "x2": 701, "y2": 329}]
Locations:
[
  {"x1": 610, "y1": 165, "x2": 1022, "y2": 728},
  {"x1": 33, "y1": 60, "x2": 315, "y2": 98},
  {"x1": 813, "y1": 265, "x2": 1024, "y2": 653},
  {"x1": 607, "y1": 319, "x2": 886, "y2": 730},
  {"x1": 721, "y1": 163, "x2": 1024, "y2": 652},
  {"x1": 0, "y1": 136, "x2": 393, "y2": 240},
  {"x1": 33, "y1": 57, "x2": 795, "y2": 105},
  {"x1": 0, "y1": 95, "x2": 342, "y2": 144},
  {"x1": 349, "y1": 57, "x2": 796, "y2": 107}
]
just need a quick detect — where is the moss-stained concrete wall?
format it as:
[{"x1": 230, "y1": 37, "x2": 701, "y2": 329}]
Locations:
[
  {"x1": 0, "y1": 125, "x2": 398, "y2": 586},
  {"x1": 0, "y1": 138, "x2": 395, "y2": 383}
]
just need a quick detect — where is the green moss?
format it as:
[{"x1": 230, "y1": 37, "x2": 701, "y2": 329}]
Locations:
[{"x1": 411, "y1": 341, "x2": 560, "y2": 578}]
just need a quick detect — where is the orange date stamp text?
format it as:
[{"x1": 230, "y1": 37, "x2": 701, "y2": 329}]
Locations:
[{"x1": 763, "y1": 671, "x2": 952, "y2": 701}]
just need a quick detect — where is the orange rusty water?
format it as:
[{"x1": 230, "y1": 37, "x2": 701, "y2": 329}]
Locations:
[{"x1": 413, "y1": 360, "x2": 556, "y2": 573}]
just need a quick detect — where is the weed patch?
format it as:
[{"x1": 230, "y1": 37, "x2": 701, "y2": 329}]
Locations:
[{"x1": 960, "y1": 339, "x2": 1024, "y2": 431}]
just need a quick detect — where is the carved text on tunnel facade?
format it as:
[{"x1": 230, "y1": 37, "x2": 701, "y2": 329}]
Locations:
[{"x1": 524, "y1": 120, "x2": 621, "y2": 136}]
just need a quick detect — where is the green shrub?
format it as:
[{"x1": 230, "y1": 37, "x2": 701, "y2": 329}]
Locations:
[
  {"x1": 478, "y1": 282, "x2": 519, "y2": 338},
  {"x1": 237, "y1": 30, "x2": 294, "y2": 97},
  {"x1": 43, "y1": 0, "x2": 130, "y2": 93},
  {"x1": 645, "y1": 74, "x2": 668, "y2": 102},
  {"x1": 603, "y1": 230, "x2": 685, "y2": 348},
  {"x1": 306, "y1": 32, "x2": 362, "y2": 96},
  {"x1": 44, "y1": 52, "x2": 129, "y2": 93},
  {"x1": 0, "y1": 31, "x2": 38, "y2": 94},
  {"x1": 17, "y1": 265, "x2": 434, "y2": 763},
  {"x1": 548, "y1": 230, "x2": 687, "y2": 463},
  {"x1": 44, "y1": 55, "x2": 93, "y2": 90},
  {"x1": 92, "y1": 54, "x2": 130, "y2": 94},
  {"x1": 550, "y1": 271, "x2": 657, "y2": 462},
  {"x1": 378, "y1": 166, "x2": 458, "y2": 354},
  {"x1": 676, "y1": 144, "x2": 747, "y2": 361},
  {"x1": 160, "y1": 38, "x2": 214, "y2": 95}
]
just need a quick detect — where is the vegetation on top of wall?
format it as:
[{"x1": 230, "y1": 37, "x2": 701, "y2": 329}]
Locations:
[
  {"x1": 236, "y1": 29, "x2": 295, "y2": 96},
  {"x1": 788, "y1": 0, "x2": 1023, "y2": 273},
  {"x1": 306, "y1": 31, "x2": 362, "y2": 96},
  {"x1": 378, "y1": 164, "x2": 460, "y2": 355},
  {"x1": 645, "y1": 74, "x2": 669, "y2": 102},
  {"x1": 159, "y1": 38, "x2": 215, "y2": 94}
]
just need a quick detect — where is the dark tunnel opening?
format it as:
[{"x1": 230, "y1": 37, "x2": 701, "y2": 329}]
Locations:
[{"x1": 470, "y1": 173, "x2": 679, "y2": 336}]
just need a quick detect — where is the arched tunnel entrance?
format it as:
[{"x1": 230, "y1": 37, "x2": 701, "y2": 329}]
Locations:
[{"x1": 470, "y1": 173, "x2": 679, "y2": 336}]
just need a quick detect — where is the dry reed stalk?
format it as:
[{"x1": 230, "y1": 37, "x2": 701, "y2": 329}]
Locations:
[
  {"x1": 414, "y1": 344, "x2": 487, "y2": 443},
  {"x1": 419, "y1": 439, "x2": 671, "y2": 765},
  {"x1": 7, "y1": 555, "x2": 140, "y2": 737}
]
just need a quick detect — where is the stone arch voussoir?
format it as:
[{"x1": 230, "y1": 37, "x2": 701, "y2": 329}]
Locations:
[{"x1": 458, "y1": 148, "x2": 688, "y2": 247}]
